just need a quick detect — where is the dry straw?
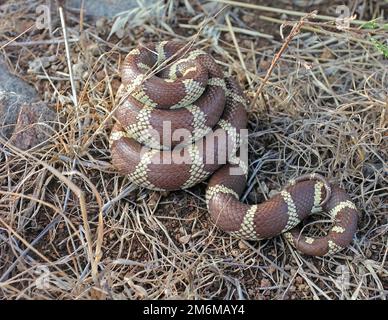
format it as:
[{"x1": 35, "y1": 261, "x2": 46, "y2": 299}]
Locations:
[{"x1": 0, "y1": 0, "x2": 386, "y2": 299}]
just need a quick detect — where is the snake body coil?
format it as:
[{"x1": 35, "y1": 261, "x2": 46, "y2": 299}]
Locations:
[{"x1": 110, "y1": 41, "x2": 358, "y2": 256}]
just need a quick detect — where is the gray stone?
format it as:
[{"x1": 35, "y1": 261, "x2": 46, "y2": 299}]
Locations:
[
  {"x1": 0, "y1": 61, "x2": 56, "y2": 150},
  {"x1": 8, "y1": 102, "x2": 56, "y2": 150},
  {"x1": 66, "y1": 0, "x2": 153, "y2": 18},
  {"x1": 0, "y1": 91, "x2": 30, "y2": 138},
  {"x1": 0, "y1": 62, "x2": 37, "y2": 99},
  {"x1": 0, "y1": 61, "x2": 38, "y2": 139}
]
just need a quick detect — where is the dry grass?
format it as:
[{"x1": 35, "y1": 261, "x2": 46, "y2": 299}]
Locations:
[{"x1": 0, "y1": 0, "x2": 387, "y2": 300}]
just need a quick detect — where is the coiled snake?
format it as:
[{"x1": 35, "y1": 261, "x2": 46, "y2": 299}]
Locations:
[{"x1": 110, "y1": 41, "x2": 358, "y2": 256}]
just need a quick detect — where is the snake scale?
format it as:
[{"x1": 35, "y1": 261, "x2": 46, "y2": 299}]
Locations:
[{"x1": 110, "y1": 41, "x2": 359, "y2": 256}]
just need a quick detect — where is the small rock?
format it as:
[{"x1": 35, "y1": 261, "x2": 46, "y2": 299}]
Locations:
[
  {"x1": 0, "y1": 91, "x2": 28, "y2": 138},
  {"x1": 0, "y1": 60, "x2": 56, "y2": 150},
  {"x1": 238, "y1": 240, "x2": 248, "y2": 250},
  {"x1": 179, "y1": 235, "x2": 191, "y2": 245},
  {"x1": 8, "y1": 102, "x2": 56, "y2": 150},
  {"x1": 0, "y1": 60, "x2": 38, "y2": 139},
  {"x1": 0, "y1": 62, "x2": 36, "y2": 98},
  {"x1": 268, "y1": 189, "x2": 279, "y2": 198}
]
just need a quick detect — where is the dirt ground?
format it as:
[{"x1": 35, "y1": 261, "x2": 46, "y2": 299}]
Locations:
[{"x1": 0, "y1": 0, "x2": 387, "y2": 299}]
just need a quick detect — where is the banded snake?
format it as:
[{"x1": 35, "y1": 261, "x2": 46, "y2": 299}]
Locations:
[{"x1": 110, "y1": 41, "x2": 358, "y2": 256}]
